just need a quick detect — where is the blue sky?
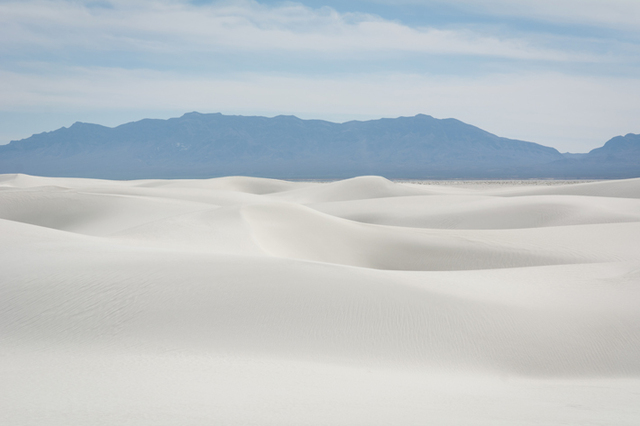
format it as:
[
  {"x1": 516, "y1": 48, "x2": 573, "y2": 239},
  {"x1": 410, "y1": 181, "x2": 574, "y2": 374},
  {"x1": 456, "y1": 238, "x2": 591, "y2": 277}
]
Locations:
[{"x1": 1, "y1": 0, "x2": 639, "y2": 152}]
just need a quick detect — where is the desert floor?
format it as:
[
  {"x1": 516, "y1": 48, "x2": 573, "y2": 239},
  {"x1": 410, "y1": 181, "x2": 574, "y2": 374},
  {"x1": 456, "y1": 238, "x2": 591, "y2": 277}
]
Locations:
[{"x1": 1, "y1": 174, "x2": 639, "y2": 425}]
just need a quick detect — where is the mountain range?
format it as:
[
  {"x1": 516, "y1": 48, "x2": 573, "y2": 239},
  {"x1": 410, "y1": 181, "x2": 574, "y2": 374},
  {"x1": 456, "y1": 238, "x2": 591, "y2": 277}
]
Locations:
[{"x1": 0, "y1": 112, "x2": 638, "y2": 179}]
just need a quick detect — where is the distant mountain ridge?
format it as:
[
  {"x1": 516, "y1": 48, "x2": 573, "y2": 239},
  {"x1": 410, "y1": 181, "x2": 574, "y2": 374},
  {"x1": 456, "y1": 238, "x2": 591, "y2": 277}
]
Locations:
[{"x1": 0, "y1": 112, "x2": 638, "y2": 179}]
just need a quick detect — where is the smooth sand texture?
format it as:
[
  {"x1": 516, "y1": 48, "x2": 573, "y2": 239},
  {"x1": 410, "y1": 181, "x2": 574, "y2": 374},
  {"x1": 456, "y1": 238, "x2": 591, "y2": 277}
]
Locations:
[{"x1": 1, "y1": 174, "x2": 639, "y2": 425}]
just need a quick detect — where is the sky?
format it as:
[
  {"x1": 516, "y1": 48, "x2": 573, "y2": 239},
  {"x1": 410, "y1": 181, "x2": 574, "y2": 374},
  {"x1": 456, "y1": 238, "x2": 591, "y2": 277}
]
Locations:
[{"x1": 1, "y1": 0, "x2": 639, "y2": 152}]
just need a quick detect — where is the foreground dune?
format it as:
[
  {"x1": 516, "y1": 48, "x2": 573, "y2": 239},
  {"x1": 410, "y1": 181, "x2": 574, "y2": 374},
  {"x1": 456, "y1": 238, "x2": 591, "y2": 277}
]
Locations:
[{"x1": 1, "y1": 174, "x2": 639, "y2": 425}]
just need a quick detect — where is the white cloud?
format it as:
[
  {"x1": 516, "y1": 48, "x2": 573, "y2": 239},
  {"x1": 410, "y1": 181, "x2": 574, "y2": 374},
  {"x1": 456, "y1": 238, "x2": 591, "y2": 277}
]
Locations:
[
  {"x1": 0, "y1": 0, "x2": 598, "y2": 60},
  {"x1": 2, "y1": 66, "x2": 639, "y2": 152},
  {"x1": 473, "y1": 0, "x2": 640, "y2": 29},
  {"x1": 373, "y1": 0, "x2": 640, "y2": 30}
]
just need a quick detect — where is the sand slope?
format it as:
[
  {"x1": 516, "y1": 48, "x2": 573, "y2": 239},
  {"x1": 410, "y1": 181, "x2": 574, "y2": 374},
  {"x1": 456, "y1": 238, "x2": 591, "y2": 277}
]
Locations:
[{"x1": 1, "y1": 174, "x2": 639, "y2": 425}]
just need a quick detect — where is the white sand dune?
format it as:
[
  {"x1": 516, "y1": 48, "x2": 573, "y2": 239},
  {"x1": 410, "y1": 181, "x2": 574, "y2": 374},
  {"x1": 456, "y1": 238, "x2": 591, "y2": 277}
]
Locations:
[
  {"x1": 485, "y1": 177, "x2": 640, "y2": 199},
  {"x1": 1, "y1": 174, "x2": 639, "y2": 425},
  {"x1": 311, "y1": 194, "x2": 640, "y2": 229}
]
